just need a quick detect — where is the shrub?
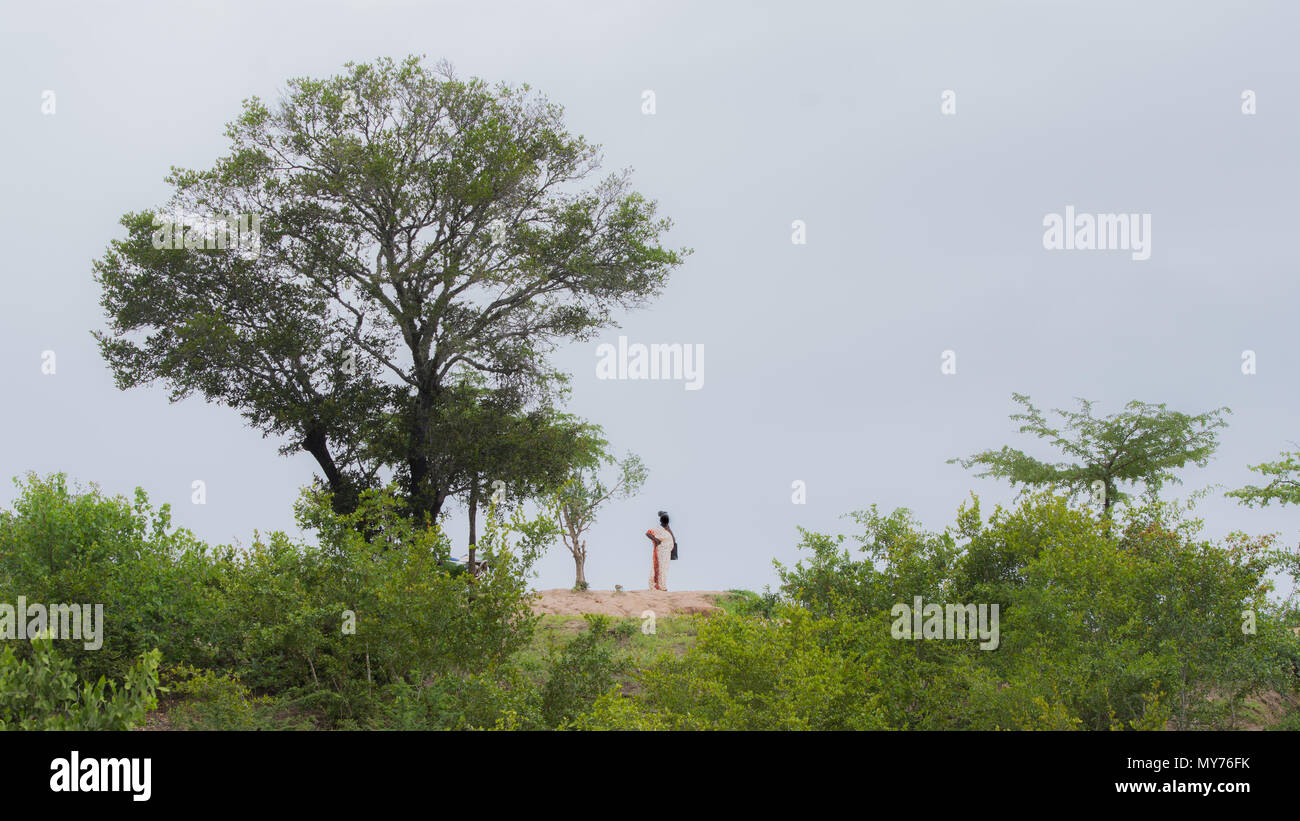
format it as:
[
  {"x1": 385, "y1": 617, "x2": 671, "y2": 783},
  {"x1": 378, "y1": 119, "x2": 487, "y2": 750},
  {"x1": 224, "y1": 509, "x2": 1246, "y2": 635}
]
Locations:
[
  {"x1": 0, "y1": 473, "x2": 226, "y2": 683},
  {"x1": 542, "y1": 614, "x2": 627, "y2": 727},
  {"x1": 576, "y1": 607, "x2": 887, "y2": 730},
  {"x1": 372, "y1": 669, "x2": 544, "y2": 730},
  {"x1": 578, "y1": 493, "x2": 1300, "y2": 731},
  {"x1": 721, "y1": 588, "x2": 780, "y2": 619},
  {"x1": 0, "y1": 636, "x2": 159, "y2": 730},
  {"x1": 0, "y1": 474, "x2": 547, "y2": 729},
  {"x1": 211, "y1": 485, "x2": 540, "y2": 721},
  {"x1": 164, "y1": 665, "x2": 307, "y2": 730}
]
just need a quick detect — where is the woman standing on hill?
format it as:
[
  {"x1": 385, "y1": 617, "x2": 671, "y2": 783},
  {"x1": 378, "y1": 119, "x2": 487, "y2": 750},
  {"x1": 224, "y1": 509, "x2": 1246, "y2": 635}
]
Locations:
[{"x1": 645, "y1": 510, "x2": 675, "y2": 591}]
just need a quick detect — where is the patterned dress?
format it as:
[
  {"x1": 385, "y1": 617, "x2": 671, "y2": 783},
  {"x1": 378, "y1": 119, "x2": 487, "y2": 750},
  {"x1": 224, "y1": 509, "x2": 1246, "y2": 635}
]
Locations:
[{"x1": 646, "y1": 526, "x2": 674, "y2": 591}]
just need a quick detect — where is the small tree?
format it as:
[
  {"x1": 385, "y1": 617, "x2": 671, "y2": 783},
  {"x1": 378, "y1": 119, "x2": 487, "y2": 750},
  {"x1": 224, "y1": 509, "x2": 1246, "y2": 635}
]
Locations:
[
  {"x1": 554, "y1": 454, "x2": 646, "y2": 589},
  {"x1": 1227, "y1": 448, "x2": 1300, "y2": 508},
  {"x1": 950, "y1": 393, "x2": 1230, "y2": 515},
  {"x1": 432, "y1": 380, "x2": 604, "y2": 572}
]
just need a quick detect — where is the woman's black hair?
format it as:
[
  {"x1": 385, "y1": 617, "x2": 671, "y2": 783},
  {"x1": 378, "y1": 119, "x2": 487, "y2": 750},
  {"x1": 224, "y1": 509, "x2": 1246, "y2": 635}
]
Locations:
[{"x1": 658, "y1": 510, "x2": 670, "y2": 526}]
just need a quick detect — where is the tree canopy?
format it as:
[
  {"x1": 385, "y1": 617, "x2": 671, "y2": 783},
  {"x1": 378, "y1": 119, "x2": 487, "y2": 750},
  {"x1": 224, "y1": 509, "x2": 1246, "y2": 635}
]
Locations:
[
  {"x1": 93, "y1": 55, "x2": 688, "y2": 523},
  {"x1": 950, "y1": 393, "x2": 1230, "y2": 514},
  {"x1": 1227, "y1": 449, "x2": 1300, "y2": 509}
]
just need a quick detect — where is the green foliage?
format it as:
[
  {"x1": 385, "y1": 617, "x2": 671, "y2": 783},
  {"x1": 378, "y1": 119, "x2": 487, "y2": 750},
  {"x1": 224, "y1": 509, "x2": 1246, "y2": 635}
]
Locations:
[
  {"x1": 777, "y1": 506, "x2": 961, "y2": 620},
  {"x1": 0, "y1": 473, "x2": 543, "y2": 728},
  {"x1": 553, "y1": 452, "x2": 647, "y2": 586},
  {"x1": 366, "y1": 614, "x2": 629, "y2": 730},
  {"x1": 719, "y1": 589, "x2": 781, "y2": 619},
  {"x1": 206, "y1": 484, "x2": 540, "y2": 723},
  {"x1": 576, "y1": 607, "x2": 887, "y2": 730},
  {"x1": 542, "y1": 614, "x2": 627, "y2": 727},
  {"x1": 946, "y1": 494, "x2": 1278, "y2": 730},
  {"x1": 611, "y1": 618, "x2": 638, "y2": 639},
  {"x1": 165, "y1": 665, "x2": 307, "y2": 730},
  {"x1": 579, "y1": 493, "x2": 1298, "y2": 731},
  {"x1": 373, "y1": 669, "x2": 545, "y2": 730},
  {"x1": 93, "y1": 55, "x2": 688, "y2": 525},
  {"x1": 1228, "y1": 449, "x2": 1300, "y2": 508},
  {"x1": 7, "y1": 469, "x2": 1294, "y2": 732},
  {"x1": 0, "y1": 637, "x2": 159, "y2": 730},
  {"x1": 440, "y1": 379, "x2": 607, "y2": 525},
  {"x1": 950, "y1": 393, "x2": 1230, "y2": 514},
  {"x1": 0, "y1": 473, "x2": 228, "y2": 683}
]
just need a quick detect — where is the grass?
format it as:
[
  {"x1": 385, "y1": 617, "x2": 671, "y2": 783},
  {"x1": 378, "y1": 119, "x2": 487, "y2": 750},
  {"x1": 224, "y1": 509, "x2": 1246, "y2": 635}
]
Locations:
[
  {"x1": 522, "y1": 590, "x2": 760, "y2": 668},
  {"x1": 150, "y1": 592, "x2": 762, "y2": 729},
  {"x1": 714, "y1": 588, "x2": 779, "y2": 618},
  {"x1": 521, "y1": 612, "x2": 703, "y2": 670}
]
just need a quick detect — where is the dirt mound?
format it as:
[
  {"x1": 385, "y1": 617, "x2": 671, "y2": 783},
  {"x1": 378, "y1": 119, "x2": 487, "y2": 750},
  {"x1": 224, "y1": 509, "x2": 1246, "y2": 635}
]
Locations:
[{"x1": 530, "y1": 589, "x2": 729, "y2": 618}]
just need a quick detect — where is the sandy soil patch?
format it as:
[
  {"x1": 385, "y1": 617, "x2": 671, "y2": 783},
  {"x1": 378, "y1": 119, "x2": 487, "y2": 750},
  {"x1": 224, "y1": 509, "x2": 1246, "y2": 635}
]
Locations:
[{"x1": 529, "y1": 589, "x2": 729, "y2": 618}]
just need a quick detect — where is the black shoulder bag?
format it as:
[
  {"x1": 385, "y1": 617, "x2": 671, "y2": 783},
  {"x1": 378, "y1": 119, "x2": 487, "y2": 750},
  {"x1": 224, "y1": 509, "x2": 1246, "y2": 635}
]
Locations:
[{"x1": 667, "y1": 526, "x2": 678, "y2": 560}]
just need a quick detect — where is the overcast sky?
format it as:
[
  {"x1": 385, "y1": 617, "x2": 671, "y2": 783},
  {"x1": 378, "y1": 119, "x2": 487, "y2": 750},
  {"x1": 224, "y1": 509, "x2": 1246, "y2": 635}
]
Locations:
[{"x1": 2, "y1": 0, "x2": 1298, "y2": 595}]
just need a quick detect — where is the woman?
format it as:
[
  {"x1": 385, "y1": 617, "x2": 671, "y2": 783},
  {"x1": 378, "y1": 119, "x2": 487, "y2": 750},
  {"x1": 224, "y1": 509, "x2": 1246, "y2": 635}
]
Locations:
[{"x1": 645, "y1": 510, "x2": 675, "y2": 591}]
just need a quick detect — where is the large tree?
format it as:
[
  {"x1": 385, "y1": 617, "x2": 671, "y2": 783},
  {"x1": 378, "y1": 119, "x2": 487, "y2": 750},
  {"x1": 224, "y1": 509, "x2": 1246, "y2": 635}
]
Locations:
[
  {"x1": 93, "y1": 56, "x2": 687, "y2": 523},
  {"x1": 950, "y1": 393, "x2": 1230, "y2": 514}
]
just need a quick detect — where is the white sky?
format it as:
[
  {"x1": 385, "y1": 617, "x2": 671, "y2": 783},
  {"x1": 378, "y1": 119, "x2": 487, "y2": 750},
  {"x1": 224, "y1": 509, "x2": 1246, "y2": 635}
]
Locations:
[{"x1": 1, "y1": 0, "x2": 1297, "y2": 596}]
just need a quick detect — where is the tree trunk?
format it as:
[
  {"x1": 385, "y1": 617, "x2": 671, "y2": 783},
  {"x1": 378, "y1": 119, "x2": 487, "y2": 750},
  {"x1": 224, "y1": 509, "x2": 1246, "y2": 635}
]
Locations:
[
  {"x1": 564, "y1": 519, "x2": 587, "y2": 587},
  {"x1": 1101, "y1": 480, "x2": 1116, "y2": 537},
  {"x1": 405, "y1": 379, "x2": 445, "y2": 526},
  {"x1": 574, "y1": 551, "x2": 586, "y2": 588},
  {"x1": 302, "y1": 425, "x2": 359, "y2": 515},
  {"x1": 467, "y1": 478, "x2": 479, "y2": 575}
]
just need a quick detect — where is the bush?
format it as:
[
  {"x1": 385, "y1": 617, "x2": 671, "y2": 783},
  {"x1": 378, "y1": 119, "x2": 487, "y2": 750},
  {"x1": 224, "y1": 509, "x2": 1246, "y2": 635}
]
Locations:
[
  {"x1": 576, "y1": 607, "x2": 887, "y2": 730},
  {"x1": 721, "y1": 589, "x2": 780, "y2": 619},
  {"x1": 0, "y1": 473, "x2": 226, "y2": 683},
  {"x1": 542, "y1": 614, "x2": 627, "y2": 727},
  {"x1": 371, "y1": 669, "x2": 545, "y2": 730},
  {"x1": 164, "y1": 665, "x2": 308, "y2": 730},
  {"x1": 0, "y1": 474, "x2": 548, "y2": 729},
  {"x1": 577, "y1": 493, "x2": 1300, "y2": 730},
  {"x1": 0, "y1": 636, "x2": 159, "y2": 730},
  {"x1": 208, "y1": 485, "x2": 541, "y2": 724}
]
